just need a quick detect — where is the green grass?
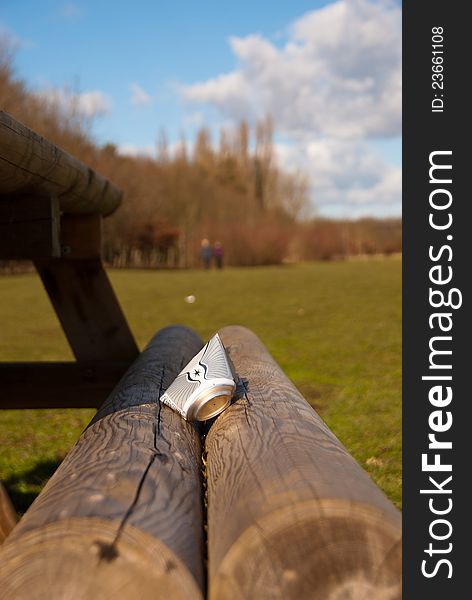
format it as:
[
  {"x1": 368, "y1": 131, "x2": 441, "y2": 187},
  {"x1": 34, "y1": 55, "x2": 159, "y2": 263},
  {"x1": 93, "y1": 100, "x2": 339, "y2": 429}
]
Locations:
[{"x1": 0, "y1": 259, "x2": 401, "y2": 511}]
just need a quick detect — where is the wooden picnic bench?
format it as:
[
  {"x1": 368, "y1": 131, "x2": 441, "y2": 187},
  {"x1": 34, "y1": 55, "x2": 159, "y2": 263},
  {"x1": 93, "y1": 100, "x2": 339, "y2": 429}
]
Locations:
[
  {"x1": 0, "y1": 110, "x2": 139, "y2": 409},
  {"x1": 0, "y1": 113, "x2": 401, "y2": 599}
]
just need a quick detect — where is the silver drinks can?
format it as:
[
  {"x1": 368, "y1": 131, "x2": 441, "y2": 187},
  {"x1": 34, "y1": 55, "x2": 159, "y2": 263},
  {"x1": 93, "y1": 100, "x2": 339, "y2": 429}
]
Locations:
[{"x1": 160, "y1": 333, "x2": 236, "y2": 421}]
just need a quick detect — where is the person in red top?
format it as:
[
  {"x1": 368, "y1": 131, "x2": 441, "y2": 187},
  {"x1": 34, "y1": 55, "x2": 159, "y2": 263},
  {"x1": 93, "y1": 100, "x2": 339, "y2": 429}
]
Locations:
[{"x1": 214, "y1": 241, "x2": 224, "y2": 269}]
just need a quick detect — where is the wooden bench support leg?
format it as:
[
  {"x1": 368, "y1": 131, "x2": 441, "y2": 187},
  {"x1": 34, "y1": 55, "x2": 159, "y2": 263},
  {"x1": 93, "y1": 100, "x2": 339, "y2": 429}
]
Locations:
[
  {"x1": 34, "y1": 257, "x2": 139, "y2": 362},
  {"x1": 0, "y1": 325, "x2": 205, "y2": 599},
  {"x1": 206, "y1": 326, "x2": 402, "y2": 600}
]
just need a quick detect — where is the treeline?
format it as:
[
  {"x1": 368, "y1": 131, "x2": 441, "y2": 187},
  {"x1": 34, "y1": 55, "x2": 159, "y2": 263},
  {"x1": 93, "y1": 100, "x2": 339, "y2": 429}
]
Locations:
[
  {"x1": 1, "y1": 46, "x2": 401, "y2": 268},
  {"x1": 98, "y1": 119, "x2": 310, "y2": 268}
]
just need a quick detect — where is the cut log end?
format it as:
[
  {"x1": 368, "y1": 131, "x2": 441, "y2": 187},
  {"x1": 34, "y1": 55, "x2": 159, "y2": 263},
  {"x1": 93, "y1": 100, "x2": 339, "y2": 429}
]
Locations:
[
  {"x1": 210, "y1": 499, "x2": 401, "y2": 600},
  {"x1": 0, "y1": 518, "x2": 203, "y2": 600}
]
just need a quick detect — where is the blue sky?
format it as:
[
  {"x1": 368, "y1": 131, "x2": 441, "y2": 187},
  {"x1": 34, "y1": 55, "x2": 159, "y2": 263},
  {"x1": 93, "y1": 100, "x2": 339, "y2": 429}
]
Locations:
[{"x1": 1, "y1": 0, "x2": 401, "y2": 217}]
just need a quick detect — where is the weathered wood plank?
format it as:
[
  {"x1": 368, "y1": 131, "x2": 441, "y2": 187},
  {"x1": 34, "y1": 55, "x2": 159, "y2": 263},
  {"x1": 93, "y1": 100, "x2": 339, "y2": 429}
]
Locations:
[
  {"x1": 0, "y1": 325, "x2": 205, "y2": 599},
  {"x1": 0, "y1": 111, "x2": 121, "y2": 216},
  {"x1": 0, "y1": 361, "x2": 129, "y2": 409},
  {"x1": 0, "y1": 483, "x2": 17, "y2": 544},
  {"x1": 206, "y1": 325, "x2": 402, "y2": 600},
  {"x1": 0, "y1": 195, "x2": 58, "y2": 224},
  {"x1": 60, "y1": 213, "x2": 102, "y2": 259},
  {"x1": 0, "y1": 195, "x2": 60, "y2": 259},
  {"x1": 34, "y1": 257, "x2": 139, "y2": 362}
]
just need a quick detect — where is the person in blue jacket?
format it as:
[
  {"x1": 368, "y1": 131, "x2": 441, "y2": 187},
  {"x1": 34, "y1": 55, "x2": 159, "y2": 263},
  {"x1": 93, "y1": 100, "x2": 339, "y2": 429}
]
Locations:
[{"x1": 200, "y1": 238, "x2": 213, "y2": 269}]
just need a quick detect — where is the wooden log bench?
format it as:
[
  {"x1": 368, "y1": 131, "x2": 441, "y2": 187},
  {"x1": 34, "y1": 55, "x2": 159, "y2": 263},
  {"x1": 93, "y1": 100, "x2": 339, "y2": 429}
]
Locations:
[{"x1": 0, "y1": 324, "x2": 401, "y2": 599}]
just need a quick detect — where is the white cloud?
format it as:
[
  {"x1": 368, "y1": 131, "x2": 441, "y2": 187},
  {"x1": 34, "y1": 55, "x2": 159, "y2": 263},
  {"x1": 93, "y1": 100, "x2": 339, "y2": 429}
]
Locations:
[
  {"x1": 118, "y1": 139, "x2": 195, "y2": 160},
  {"x1": 36, "y1": 89, "x2": 112, "y2": 118},
  {"x1": 182, "y1": 111, "x2": 205, "y2": 128},
  {"x1": 182, "y1": 0, "x2": 401, "y2": 140},
  {"x1": 118, "y1": 143, "x2": 155, "y2": 158},
  {"x1": 275, "y1": 138, "x2": 401, "y2": 217},
  {"x1": 76, "y1": 91, "x2": 112, "y2": 116},
  {"x1": 182, "y1": 72, "x2": 252, "y2": 118},
  {"x1": 180, "y1": 0, "x2": 401, "y2": 216},
  {"x1": 0, "y1": 24, "x2": 35, "y2": 51},
  {"x1": 60, "y1": 3, "x2": 84, "y2": 20},
  {"x1": 130, "y1": 83, "x2": 152, "y2": 107}
]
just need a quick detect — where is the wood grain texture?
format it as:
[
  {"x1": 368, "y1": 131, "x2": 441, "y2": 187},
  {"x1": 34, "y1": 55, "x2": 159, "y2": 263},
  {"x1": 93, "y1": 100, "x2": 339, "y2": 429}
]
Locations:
[
  {"x1": 0, "y1": 111, "x2": 121, "y2": 216},
  {"x1": 0, "y1": 325, "x2": 206, "y2": 599},
  {"x1": 34, "y1": 257, "x2": 139, "y2": 362},
  {"x1": 0, "y1": 361, "x2": 129, "y2": 409},
  {"x1": 0, "y1": 483, "x2": 17, "y2": 544},
  {"x1": 206, "y1": 325, "x2": 402, "y2": 600},
  {"x1": 0, "y1": 519, "x2": 201, "y2": 600},
  {"x1": 0, "y1": 195, "x2": 60, "y2": 259}
]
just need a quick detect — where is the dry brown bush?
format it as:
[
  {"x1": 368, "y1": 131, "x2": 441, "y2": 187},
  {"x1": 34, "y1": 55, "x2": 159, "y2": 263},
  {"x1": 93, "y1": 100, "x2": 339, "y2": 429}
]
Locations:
[{"x1": 295, "y1": 218, "x2": 402, "y2": 261}]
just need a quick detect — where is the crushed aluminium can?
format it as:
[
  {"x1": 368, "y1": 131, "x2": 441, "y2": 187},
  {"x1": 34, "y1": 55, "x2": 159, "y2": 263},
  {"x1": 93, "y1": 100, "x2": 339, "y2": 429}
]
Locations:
[{"x1": 160, "y1": 333, "x2": 236, "y2": 421}]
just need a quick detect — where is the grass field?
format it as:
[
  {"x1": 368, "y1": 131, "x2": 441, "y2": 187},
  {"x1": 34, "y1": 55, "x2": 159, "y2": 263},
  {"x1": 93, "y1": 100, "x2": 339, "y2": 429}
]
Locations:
[{"x1": 0, "y1": 259, "x2": 401, "y2": 512}]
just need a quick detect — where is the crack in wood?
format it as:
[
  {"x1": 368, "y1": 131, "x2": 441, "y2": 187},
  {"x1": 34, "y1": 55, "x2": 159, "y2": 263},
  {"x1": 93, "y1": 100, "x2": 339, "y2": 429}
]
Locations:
[
  {"x1": 97, "y1": 362, "x2": 174, "y2": 562},
  {"x1": 234, "y1": 377, "x2": 252, "y2": 427},
  {"x1": 201, "y1": 442, "x2": 209, "y2": 596},
  {"x1": 97, "y1": 427, "x2": 162, "y2": 562},
  {"x1": 96, "y1": 424, "x2": 164, "y2": 562}
]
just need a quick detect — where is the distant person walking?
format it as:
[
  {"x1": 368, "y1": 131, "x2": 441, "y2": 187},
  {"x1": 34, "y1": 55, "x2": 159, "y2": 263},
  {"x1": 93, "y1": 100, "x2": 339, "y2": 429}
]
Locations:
[
  {"x1": 200, "y1": 238, "x2": 213, "y2": 269},
  {"x1": 214, "y1": 241, "x2": 224, "y2": 269}
]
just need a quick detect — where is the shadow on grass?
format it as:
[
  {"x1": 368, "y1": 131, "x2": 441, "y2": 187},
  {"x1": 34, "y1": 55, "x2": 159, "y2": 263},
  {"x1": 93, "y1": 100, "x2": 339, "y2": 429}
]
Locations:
[
  {"x1": 297, "y1": 382, "x2": 336, "y2": 416},
  {"x1": 4, "y1": 458, "x2": 62, "y2": 516}
]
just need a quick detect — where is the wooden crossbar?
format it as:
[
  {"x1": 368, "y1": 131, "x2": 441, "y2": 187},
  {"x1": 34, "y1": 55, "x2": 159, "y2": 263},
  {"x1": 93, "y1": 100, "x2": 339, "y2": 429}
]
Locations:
[{"x1": 0, "y1": 362, "x2": 129, "y2": 409}]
